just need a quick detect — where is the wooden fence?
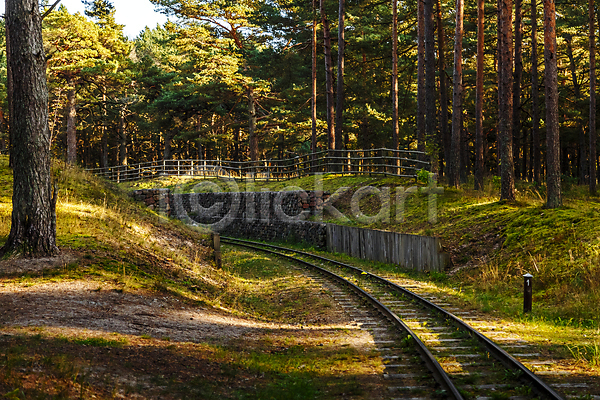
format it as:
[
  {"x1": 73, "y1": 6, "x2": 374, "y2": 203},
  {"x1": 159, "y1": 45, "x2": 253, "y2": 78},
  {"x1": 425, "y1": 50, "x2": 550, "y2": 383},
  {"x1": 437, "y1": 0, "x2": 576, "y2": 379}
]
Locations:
[
  {"x1": 326, "y1": 224, "x2": 447, "y2": 272},
  {"x1": 86, "y1": 148, "x2": 430, "y2": 183}
]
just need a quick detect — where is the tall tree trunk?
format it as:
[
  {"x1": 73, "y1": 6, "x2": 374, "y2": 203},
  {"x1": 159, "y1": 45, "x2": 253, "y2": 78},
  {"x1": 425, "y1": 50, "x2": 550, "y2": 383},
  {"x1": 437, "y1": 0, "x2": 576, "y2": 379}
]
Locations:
[
  {"x1": 591, "y1": 0, "x2": 597, "y2": 194},
  {"x1": 460, "y1": 96, "x2": 468, "y2": 183},
  {"x1": 248, "y1": 87, "x2": 258, "y2": 161},
  {"x1": 335, "y1": 0, "x2": 345, "y2": 155},
  {"x1": 2, "y1": 0, "x2": 57, "y2": 256},
  {"x1": 498, "y1": 0, "x2": 516, "y2": 200},
  {"x1": 66, "y1": 74, "x2": 77, "y2": 165},
  {"x1": 391, "y1": 0, "x2": 399, "y2": 150},
  {"x1": 544, "y1": 0, "x2": 561, "y2": 208},
  {"x1": 417, "y1": 0, "x2": 425, "y2": 152},
  {"x1": 448, "y1": 0, "x2": 463, "y2": 188},
  {"x1": 100, "y1": 91, "x2": 108, "y2": 169},
  {"x1": 163, "y1": 130, "x2": 173, "y2": 160},
  {"x1": 233, "y1": 124, "x2": 240, "y2": 162},
  {"x1": 424, "y1": 0, "x2": 436, "y2": 155},
  {"x1": 118, "y1": 107, "x2": 127, "y2": 166},
  {"x1": 311, "y1": 0, "x2": 318, "y2": 157},
  {"x1": 531, "y1": 0, "x2": 541, "y2": 184},
  {"x1": 437, "y1": 0, "x2": 449, "y2": 175},
  {"x1": 512, "y1": 0, "x2": 523, "y2": 179},
  {"x1": 6, "y1": 22, "x2": 13, "y2": 168},
  {"x1": 320, "y1": 0, "x2": 335, "y2": 150},
  {"x1": 278, "y1": 130, "x2": 284, "y2": 160},
  {"x1": 565, "y1": 35, "x2": 587, "y2": 185},
  {"x1": 475, "y1": 0, "x2": 485, "y2": 190},
  {"x1": 0, "y1": 111, "x2": 6, "y2": 153},
  {"x1": 360, "y1": 41, "x2": 370, "y2": 149}
]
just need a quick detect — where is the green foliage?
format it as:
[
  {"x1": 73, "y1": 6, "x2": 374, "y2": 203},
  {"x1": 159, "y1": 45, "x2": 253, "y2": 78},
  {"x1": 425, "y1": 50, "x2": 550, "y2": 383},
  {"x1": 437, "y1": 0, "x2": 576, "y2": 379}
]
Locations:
[{"x1": 417, "y1": 169, "x2": 431, "y2": 184}]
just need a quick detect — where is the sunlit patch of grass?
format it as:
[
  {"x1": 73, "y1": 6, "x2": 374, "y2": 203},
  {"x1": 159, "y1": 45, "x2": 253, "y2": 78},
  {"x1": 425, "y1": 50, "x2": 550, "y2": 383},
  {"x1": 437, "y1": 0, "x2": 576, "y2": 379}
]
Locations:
[
  {"x1": 69, "y1": 336, "x2": 127, "y2": 348},
  {"x1": 568, "y1": 342, "x2": 600, "y2": 367},
  {"x1": 0, "y1": 156, "x2": 215, "y2": 296},
  {"x1": 203, "y1": 247, "x2": 336, "y2": 323}
]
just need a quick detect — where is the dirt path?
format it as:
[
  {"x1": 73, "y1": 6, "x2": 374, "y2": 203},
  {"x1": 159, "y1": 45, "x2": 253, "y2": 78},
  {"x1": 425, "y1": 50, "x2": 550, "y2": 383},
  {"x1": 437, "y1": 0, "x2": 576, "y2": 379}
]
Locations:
[{"x1": 0, "y1": 257, "x2": 386, "y2": 399}]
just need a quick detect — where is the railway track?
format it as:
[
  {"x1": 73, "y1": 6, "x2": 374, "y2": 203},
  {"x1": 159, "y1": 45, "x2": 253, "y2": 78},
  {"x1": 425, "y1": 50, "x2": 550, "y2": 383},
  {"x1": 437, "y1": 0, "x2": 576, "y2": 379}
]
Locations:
[{"x1": 223, "y1": 236, "x2": 567, "y2": 400}]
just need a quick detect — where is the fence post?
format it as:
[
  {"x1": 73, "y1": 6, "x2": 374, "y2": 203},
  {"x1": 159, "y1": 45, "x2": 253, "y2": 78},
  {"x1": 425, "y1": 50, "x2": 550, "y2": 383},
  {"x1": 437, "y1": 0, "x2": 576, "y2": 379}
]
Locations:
[{"x1": 212, "y1": 232, "x2": 222, "y2": 268}]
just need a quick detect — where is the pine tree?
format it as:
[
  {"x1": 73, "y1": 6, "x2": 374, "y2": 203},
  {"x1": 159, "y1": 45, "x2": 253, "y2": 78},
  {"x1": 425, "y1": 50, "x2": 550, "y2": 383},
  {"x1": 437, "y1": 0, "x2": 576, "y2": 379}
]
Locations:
[
  {"x1": 2, "y1": 0, "x2": 57, "y2": 256},
  {"x1": 448, "y1": 0, "x2": 463, "y2": 188},
  {"x1": 498, "y1": 0, "x2": 516, "y2": 200},
  {"x1": 590, "y1": 0, "x2": 597, "y2": 194},
  {"x1": 474, "y1": 0, "x2": 485, "y2": 190},
  {"x1": 544, "y1": 0, "x2": 561, "y2": 208}
]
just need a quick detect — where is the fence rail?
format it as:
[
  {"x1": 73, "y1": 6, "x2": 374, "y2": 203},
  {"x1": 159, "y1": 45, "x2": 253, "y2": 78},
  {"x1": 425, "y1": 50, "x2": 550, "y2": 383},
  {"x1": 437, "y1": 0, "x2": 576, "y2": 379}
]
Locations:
[{"x1": 86, "y1": 148, "x2": 430, "y2": 183}]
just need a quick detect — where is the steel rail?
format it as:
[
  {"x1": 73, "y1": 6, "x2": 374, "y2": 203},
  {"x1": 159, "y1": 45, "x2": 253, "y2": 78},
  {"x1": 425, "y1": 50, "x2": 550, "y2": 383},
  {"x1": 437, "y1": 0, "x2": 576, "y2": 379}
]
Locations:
[
  {"x1": 223, "y1": 237, "x2": 566, "y2": 400},
  {"x1": 223, "y1": 238, "x2": 464, "y2": 399}
]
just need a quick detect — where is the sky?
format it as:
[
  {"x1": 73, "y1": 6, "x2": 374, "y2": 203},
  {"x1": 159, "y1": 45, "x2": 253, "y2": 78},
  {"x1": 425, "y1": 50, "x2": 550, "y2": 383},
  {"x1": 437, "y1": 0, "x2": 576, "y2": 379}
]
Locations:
[{"x1": 0, "y1": 0, "x2": 170, "y2": 39}]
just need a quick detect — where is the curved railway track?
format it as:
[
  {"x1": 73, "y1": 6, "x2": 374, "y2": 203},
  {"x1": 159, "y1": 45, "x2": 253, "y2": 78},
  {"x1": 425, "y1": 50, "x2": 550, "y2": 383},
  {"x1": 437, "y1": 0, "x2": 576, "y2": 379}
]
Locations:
[{"x1": 223, "y1": 236, "x2": 566, "y2": 400}]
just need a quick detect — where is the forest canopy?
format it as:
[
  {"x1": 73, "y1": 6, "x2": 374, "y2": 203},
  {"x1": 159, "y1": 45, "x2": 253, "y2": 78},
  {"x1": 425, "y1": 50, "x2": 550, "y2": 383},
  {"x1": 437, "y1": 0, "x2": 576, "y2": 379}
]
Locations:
[{"x1": 0, "y1": 0, "x2": 595, "y2": 194}]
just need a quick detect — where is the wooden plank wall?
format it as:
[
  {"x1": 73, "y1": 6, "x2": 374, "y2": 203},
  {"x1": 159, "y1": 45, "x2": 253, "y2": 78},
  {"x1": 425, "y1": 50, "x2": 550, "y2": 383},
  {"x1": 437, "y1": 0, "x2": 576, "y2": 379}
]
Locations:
[{"x1": 326, "y1": 224, "x2": 446, "y2": 272}]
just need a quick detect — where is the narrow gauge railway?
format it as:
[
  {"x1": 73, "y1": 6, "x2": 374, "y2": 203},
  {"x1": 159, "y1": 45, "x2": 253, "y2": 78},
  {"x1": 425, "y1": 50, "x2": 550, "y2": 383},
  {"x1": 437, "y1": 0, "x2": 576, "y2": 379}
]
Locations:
[{"x1": 223, "y1": 237, "x2": 566, "y2": 400}]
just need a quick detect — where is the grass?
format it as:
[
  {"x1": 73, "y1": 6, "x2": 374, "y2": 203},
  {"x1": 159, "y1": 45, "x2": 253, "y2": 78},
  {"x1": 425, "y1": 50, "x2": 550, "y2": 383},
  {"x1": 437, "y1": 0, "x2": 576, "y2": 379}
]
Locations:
[
  {"x1": 0, "y1": 155, "x2": 387, "y2": 399},
  {"x1": 0, "y1": 328, "x2": 381, "y2": 399},
  {"x1": 139, "y1": 170, "x2": 600, "y2": 370}
]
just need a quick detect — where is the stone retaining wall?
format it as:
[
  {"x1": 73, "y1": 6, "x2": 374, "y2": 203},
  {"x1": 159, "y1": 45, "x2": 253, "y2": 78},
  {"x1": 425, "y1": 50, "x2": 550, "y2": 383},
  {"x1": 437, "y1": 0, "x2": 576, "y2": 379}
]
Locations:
[
  {"x1": 131, "y1": 189, "x2": 448, "y2": 271},
  {"x1": 132, "y1": 189, "x2": 329, "y2": 248},
  {"x1": 132, "y1": 189, "x2": 171, "y2": 215}
]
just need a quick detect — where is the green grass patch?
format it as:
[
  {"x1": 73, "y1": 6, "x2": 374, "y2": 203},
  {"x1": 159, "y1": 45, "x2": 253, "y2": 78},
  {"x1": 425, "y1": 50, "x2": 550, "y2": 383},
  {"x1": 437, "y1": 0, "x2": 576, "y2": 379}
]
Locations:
[{"x1": 69, "y1": 336, "x2": 127, "y2": 348}]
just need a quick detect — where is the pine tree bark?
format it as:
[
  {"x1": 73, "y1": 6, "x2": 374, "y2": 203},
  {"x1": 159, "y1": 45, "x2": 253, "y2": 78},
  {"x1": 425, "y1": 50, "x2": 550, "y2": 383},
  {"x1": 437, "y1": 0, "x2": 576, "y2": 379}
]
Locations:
[
  {"x1": 424, "y1": 0, "x2": 436, "y2": 154},
  {"x1": 66, "y1": 74, "x2": 77, "y2": 165},
  {"x1": 0, "y1": 111, "x2": 5, "y2": 153},
  {"x1": 544, "y1": 0, "x2": 561, "y2": 208},
  {"x1": 417, "y1": 0, "x2": 425, "y2": 152},
  {"x1": 391, "y1": 0, "x2": 399, "y2": 151},
  {"x1": 591, "y1": 0, "x2": 597, "y2": 194},
  {"x1": 100, "y1": 91, "x2": 108, "y2": 169},
  {"x1": 531, "y1": 0, "x2": 541, "y2": 184},
  {"x1": 163, "y1": 130, "x2": 173, "y2": 160},
  {"x1": 311, "y1": 0, "x2": 318, "y2": 157},
  {"x1": 2, "y1": 0, "x2": 58, "y2": 256},
  {"x1": 448, "y1": 0, "x2": 463, "y2": 188},
  {"x1": 437, "y1": 0, "x2": 449, "y2": 175},
  {"x1": 512, "y1": 0, "x2": 523, "y2": 179},
  {"x1": 6, "y1": 22, "x2": 13, "y2": 168},
  {"x1": 498, "y1": 0, "x2": 516, "y2": 200},
  {"x1": 335, "y1": 0, "x2": 345, "y2": 155},
  {"x1": 118, "y1": 107, "x2": 127, "y2": 166},
  {"x1": 248, "y1": 87, "x2": 258, "y2": 161},
  {"x1": 474, "y1": 0, "x2": 485, "y2": 190},
  {"x1": 320, "y1": 0, "x2": 335, "y2": 150},
  {"x1": 233, "y1": 124, "x2": 240, "y2": 162},
  {"x1": 565, "y1": 35, "x2": 587, "y2": 184}
]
